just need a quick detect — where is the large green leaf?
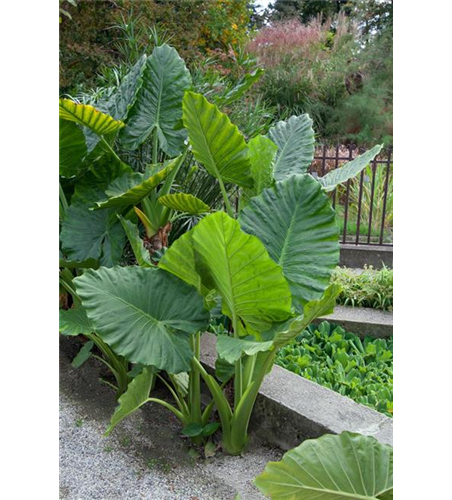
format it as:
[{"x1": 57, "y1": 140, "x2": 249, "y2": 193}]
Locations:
[
  {"x1": 189, "y1": 212, "x2": 292, "y2": 331},
  {"x1": 120, "y1": 44, "x2": 191, "y2": 155},
  {"x1": 94, "y1": 158, "x2": 178, "y2": 210},
  {"x1": 60, "y1": 186, "x2": 125, "y2": 267},
  {"x1": 159, "y1": 230, "x2": 206, "y2": 296},
  {"x1": 75, "y1": 267, "x2": 209, "y2": 373},
  {"x1": 318, "y1": 144, "x2": 384, "y2": 192},
  {"x1": 240, "y1": 175, "x2": 339, "y2": 309},
  {"x1": 105, "y1": 366, "x2": 155, "y2": 436},
  {"x1": 158, "y1": 193, "x2": 210, "y2": 215},
  {"x1": 106, "y1": 55, "x2": 147, "y2": 121},
  {"x1": 59, "y1": 306, "x2": 93, "y2": 336},
  {"x1": 216, "y1": 335, "x2": 274, "y2": 364},
  {"x1": 269, "y1": 115, "x2": 315, "y2": 181},
  {"x1": 241, "y1": 135, "x2": 278, "y2": 207},
  {"x1": 272, "y1": 284, "x2": 341, "y2": 347},
  {"x1": 59, "y1": 99, "x2": 125, "y2": 136},
  {"x1": 255, "y1": 431, "x2": 393, "y2": 500},
  {"x1": 59, "y1": 119, "x2": 87, "y2": 178},
  {"x1": 60, "y1": 159, "x2": 131, "y2": 266},
  {"x1": 183, "y1": 92, "x2": 253, "y2": 188}
]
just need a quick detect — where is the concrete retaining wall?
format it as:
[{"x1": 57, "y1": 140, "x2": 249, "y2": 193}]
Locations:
[
  {"x1": 316, "y1": 305, "x2": 393, "y2": 338},
  {"x1": 340, "y1": 243, "x2": 393, "y2": 269},
  {"x1": 200, "y1": 332, "x2": 393, "y2": 450}
]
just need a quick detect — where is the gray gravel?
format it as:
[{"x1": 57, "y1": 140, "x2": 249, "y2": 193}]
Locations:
[{"x1": 60, "y1": 337, "x2": 282, "y2": 500}]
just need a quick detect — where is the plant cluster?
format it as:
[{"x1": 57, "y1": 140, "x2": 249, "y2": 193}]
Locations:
[
  {"x1": 59, "y1": 0, "x2": 251, "y2": 93},
  {"x1": 59, "y1": 40, "x2": 382, "y2": 457},
  {"x1": 246, "y1": 4, "x2": 393, "y2": 145},
  {"x1": 331, "y1": 266, "x2": 393, "y2": 310},
  {"x1": 276, "y1": 321, "x2": 393, "y2": 416}
]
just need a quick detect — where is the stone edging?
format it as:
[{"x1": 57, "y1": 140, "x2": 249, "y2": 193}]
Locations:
[
  {"x1": 316, "y1": 305, "x2": 393, "y2": 338},
  {"x1": 200, "y1": 332, "x2": 393, "y2": 450}
]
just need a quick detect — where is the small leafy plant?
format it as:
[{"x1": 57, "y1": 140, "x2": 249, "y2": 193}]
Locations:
[
  {"x1": 255, "y1": 431, "x2": 393, "y2": 499},
  {"x1": 276, "y1": 321, "x2": 393, "y2": 416},
  {"x1": 331, "y1": 265, "x2": 393, "y2": 311}
]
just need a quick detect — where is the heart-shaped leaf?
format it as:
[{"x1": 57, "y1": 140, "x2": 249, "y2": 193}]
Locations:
[
  {"x1": 183, "y1": 92, "x2": 253, "y2": 188},
  {"x1": 59, "y1": 119, "x2": 87, "y2": 178},
  {"x1": 255, "y1": 431, "x2": 393, "y2": 500},
  {"x1": 216, "y1": 335, "x2": 274, "y2": 364},
  {"x1": 241, "y1": 135, "x2": 278, "y2": 207},
  {"x1": 95, "y1": 158, "x2": 179, "y2": 210},
  {"x1": 75, "y1": 267, "x2": 209, "y2": 373},
  {"x1": 59, "y1": 306, "x2": 93, "y2": 336},
  {"x1": 59, "y1": 99, "x2": 125, "y2": 136},
  {"x1": 120, "y1": 44, "x2": 191, "y2": 155},
  {"x1": 269, "y1": 115, "x2": 315, "y2": 181},
  {"x1": 240, "y1": 174, "x2": 339, "y2": 309},
  {"x1": 161, "y1": 212, "x2": 292, "y2": 332},
  {"x1": 318, "y1": 144, "x2": 384, "y2": 192},
  {"x1": 158, "y1": 193, "x2": 210, "y2": 215}
]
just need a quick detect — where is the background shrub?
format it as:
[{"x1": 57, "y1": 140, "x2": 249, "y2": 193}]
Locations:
[
  {"x1": 331, "y1": 266, "x2": 393, "y2": 311},
  {"x1": 59, "y1": 0, "x2": 251, "y2": 94}
]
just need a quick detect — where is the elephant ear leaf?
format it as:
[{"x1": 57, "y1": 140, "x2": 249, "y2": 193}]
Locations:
[
  {"x1": 272, "y1": 284, "x2": 341, "y2": 347},
  {"x1": 59, "y1": 306, "x2": 93, "y2": 336},
  {"x1": 239, "y1": 175, "x2": 339, "y2": 310},
  {"x1": 241, "y1": 135, "x2": 277, "y2": 208},
  {"x1": 318, "y1": 144, "x2": 384, "y2": 192},
  {"x1": 59, "y1": 118, "x2": 87, "y2": 178},
  {"x1": 105, "y1": 366, "x2": 157, "y2": 436},
  {"x1": 269, "y1": 114, "x2": 315, "y2": 181},
  {"x1": 60, "y1": 157, "x2": 131, "y2": 266},
  {"x1": 119, "y1": 44, "x2": 191, "y2": 155},
  {"x1": 216, "y1": 335, "x2": 274, "y2": 364},
  {"x1": 59, "y1": 99, "x2": 125, "y2": 136},
  {"x1": 95, "y1": 157, "x2": 179, "y2": 210},
  {"x1": 183, "y1": 91, "x2": 253, "y2": 188},
  {"x1": 255, "y1": 431, "x2": 393, "y2": 500},
  {"x1": 74, "y1": 267, "x2": 209, "y2": 373},
  {"x1": 158, "y1": 193, "x2": 210, "y2": 215},
  {"x1": 106, "y1": 55, "x2": 147, "y2": 121},
  {"x1": 191, "y1": 212, "x2": 292, "y2": 331}
]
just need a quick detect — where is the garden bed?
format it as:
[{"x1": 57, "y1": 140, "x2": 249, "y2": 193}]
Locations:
[{"x1": 60, "y1": 337, "x2": 281, "y2": 500}]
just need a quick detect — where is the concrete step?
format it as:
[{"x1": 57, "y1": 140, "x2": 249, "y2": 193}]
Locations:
[{"x1": 317, "y1": 305, "x2": 393, "y2": 338}]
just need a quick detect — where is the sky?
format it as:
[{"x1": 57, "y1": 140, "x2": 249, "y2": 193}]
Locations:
[{"x1": 254, "y1": 0, "x2": 272, "y2": 12}]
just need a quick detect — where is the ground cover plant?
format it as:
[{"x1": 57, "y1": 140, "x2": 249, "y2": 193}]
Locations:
[
  {"x1": 331, "y1": 266, "x2": 393, "y2": 310},
  {"x1": 276, "y1": 321, "x2": 393, "y2": 416},
  {"x1": 59, "y1": 38, "x2": 383, "y2": 456}
]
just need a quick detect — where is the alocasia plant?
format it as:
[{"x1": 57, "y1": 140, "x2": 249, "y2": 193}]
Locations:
[{"x1": 60, "y1": 40, "x2": 385, "y2": 454}]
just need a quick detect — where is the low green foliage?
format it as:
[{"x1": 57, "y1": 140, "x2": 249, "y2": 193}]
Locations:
[
  {"x1": 331, "y1": 266, "x2": 393, "y2": 311},
  {"x1": 276, "y1": 321, "x2": 393, "y2": 417},
  {"x1": 255, "y1": 431, "x2": 393, "y2": 500}
]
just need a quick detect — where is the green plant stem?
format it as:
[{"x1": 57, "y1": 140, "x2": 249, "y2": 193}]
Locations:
[
  {"x1": 218, "y1": 176, "x2": 234, "y2": 218},
  {"x1": 152, "y1": 127, "x2": 159, "y2": 165},
  {"x1": 146, "y1": 397, "x2": 188, "y2": 424},
  {"x1": 190, "y1": 331, "x2": 202, "y2": 423},
  {"x1": 100, "y1": 136, "x2": 123, "y2": 164},
  {"x1": 87, "y1": 333, "x2": 130, "y2": 396}
]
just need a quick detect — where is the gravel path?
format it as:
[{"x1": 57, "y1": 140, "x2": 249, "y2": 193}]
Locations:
[{"x1": 60, "y1": 337, "x2": 282, "y2": 500}]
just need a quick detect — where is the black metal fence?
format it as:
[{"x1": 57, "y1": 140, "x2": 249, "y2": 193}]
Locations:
[{"x1": 310, "y1": 145, "x2": 393, "y2": 247}]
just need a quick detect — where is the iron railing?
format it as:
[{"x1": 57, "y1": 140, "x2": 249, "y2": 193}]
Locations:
[{"x1": 310, "y1": 145, "x2": 393, "y2": 247}]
